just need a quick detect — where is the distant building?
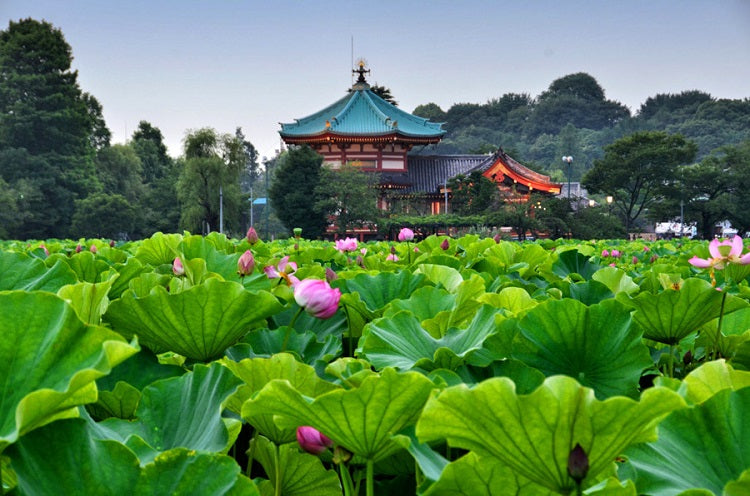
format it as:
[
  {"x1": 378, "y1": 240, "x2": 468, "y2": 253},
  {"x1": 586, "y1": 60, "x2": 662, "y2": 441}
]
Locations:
[{"x1": 279, "y1": 62, "x2": 561, "y2": 232}]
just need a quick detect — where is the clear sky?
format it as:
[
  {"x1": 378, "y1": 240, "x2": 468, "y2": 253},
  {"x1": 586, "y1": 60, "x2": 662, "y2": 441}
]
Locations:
[{"x1": 3, "y1": 0, "x2": 749, "y2": 160}]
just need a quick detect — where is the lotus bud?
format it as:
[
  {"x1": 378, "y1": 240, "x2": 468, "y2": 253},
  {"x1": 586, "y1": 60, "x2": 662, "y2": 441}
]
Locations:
[
  {"x1": 294, "y1": 279, "x2": 341, "y2": 319},
  {"x1": 246, "y1": 227, "x2": 259, "y2": 244},
  {"x1": 40, "y1": 244, "x2": 49, "y2": 256},
  {"x1": 567, "y1": 443, "x2": 589, "y2": 483},
  {"x1": 611, "y1": 249, "x2": 621, "y2": 258},
  {"x1": 237, "y1": 250, "x2": 255, "y2": 277},
  {"x1": 609, "y1": 262, "x2": 616, "y2": 267},
  {"x1": 683, "y1": 349, "x2": 693, "y2": 365},
  {"x1": 632, "y1": 256, "x2": 638, "y2": 264},
  {"x1": 493, "y1": 233, "x2": 501, "y2": 243},
  {"x1": 398, "y1": 227, "x2": 414, "y2": 242},
  {"x1": 360, "y1": 248, "x2": 367, "y2": 256},
  {"x1": 172, "y1": 257, "x2": 185, "y2": 276},
  {"x1": 356, "y1": 255, "x2": 364, "y2": 268},
  {"x1": 75, "y1": 244, "x2": 82, "y2": 253},
  {"x1": 601, "y1": 249, "x2": 609, "y2": 257},
  {"x1": 294, "y1": 243, "x2": 299, "y2": 251},
  {"x1": 440, "y1": 238, "x2": 450, "y2": 250},
  {"x1": 296, "y1": 426, "x2": 333, "y2": 455},
  {"x1": 650, "y1": 254, "x2": 659, "y2": 263},
  {"x1": 89, "y1": 245, "x2": 97, "y2": 254},
  {"x1": 109, "y1": 240, "x2": 115, "y2": 248},
  {"x1": 386, "y1": 253, "x2": 399, "y2": 261},
  {"x1": 325, "y1": 267, "x2": 337, "y2": 283},
  {"x1": 643, "y1": 245, "x2": 650, "y2": 252}
]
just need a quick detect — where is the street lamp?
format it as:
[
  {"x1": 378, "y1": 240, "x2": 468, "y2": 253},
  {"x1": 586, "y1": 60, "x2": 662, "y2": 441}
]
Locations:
[
  {"x1": 606, "y1": 195, "x2": 613, "y2": 215},
  {"x1": 588, "y1": 199, "x2": 595, "y2": 208},
  {"x1": 562, "y1": 156, "x2": 573, "y2": 200}
]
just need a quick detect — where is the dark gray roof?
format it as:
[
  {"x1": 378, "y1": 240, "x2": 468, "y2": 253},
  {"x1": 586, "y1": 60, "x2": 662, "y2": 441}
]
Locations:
[{"x1": 404, "y1": 154, "x2": 494, "y2": 194}]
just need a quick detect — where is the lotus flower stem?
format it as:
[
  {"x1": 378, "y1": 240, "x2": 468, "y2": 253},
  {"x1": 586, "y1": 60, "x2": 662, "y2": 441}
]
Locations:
[
  {"x1": 281, "y1": 307, "x2": 304, "y2": 352},
  {"x1": 343, "y1": 304, "x2": 353, "y2": 357},
  {"x1": 274, "y1": 442, "x2": 282, "y2": 496},
  {"x1": 245, "y1": 429, "x2": 259, "y2": 477},
  {"x1": 366, "y1": 459, "x2": 375, "y2": 496},
  {"x1": 339, "y1": 464, "x2": 354, "y2": 496},
  {"x1": 713, "y1": 291, "x2": 728, "y2": 360}
]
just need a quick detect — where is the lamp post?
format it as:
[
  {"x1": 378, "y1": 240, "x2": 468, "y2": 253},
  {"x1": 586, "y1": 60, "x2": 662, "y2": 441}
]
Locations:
[
  {"x1": 562, "y1": 156, "x2": 573, "y2": 200},
  {"x1": 606, "y1": 195, "x2": 613, "y2": 215}
]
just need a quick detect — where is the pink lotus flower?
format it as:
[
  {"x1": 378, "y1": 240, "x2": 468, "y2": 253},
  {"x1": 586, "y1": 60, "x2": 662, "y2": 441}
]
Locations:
[
  {"x1": 398, "y1": 228, "x2": 414, "y2": 242},
  {"x1": 90, "y1": 245, "x2": 97, "y2": 254},
  {"x1": 386, "y1": 253, "x2": 399, "y2": 261},
  {"x1": 246, "y1": 227, "x2": 259, "y2": 244},
  {"x1": 643, "y1": 245, "x2": 650, "y2": 252},
  {"x1": 296, "y1": 426, "x2": 333, "y2": 455},
  {"x1": 689, "y1": 235, "x2": 750, "y2": 269},
  {"x1": 293, "y1": 278, "x2": 341, "y2": 319},
  {"x1": 601, "y1": 249, "x2": 609, "y2": 258},
  {"x1": 237, "y1": 250, "x2": 255, "y2": 277},
  {"x1": 611, "y1": 249, "x2": 621, "y2": 258},
  {"x1": 335, "y1": 237, "x2": 358, "y2": 253},
  {"x1": 360, "y1": 248, "x2": 367, "y2": 255},
  {"x1": 264, "y1": 255, "x2": 299, "y2": 285},
  {"x1": 172, "y1": 257, "x2": 185, "y2": 276}
]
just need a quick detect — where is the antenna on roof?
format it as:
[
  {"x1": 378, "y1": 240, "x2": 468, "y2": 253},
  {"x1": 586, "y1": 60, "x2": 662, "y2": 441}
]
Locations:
[{"x1": 350, "y1": 36, "x2": 354, "y2": 85}]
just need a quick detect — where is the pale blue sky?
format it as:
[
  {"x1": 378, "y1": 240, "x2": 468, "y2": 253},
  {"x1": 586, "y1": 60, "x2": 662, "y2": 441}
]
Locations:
[{"x1": 3, "y1": 1, "x2": 749, "y2": 161}]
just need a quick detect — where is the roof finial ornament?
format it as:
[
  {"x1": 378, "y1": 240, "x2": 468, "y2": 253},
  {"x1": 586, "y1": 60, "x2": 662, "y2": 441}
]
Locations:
[{"x1": 353, "y1": 58, "x2": 370, "y2": 84}]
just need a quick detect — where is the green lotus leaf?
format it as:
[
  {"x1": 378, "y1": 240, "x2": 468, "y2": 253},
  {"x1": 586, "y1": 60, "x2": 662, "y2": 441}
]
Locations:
[
  {"x1": 90, "y1": 381, "x2": 142, "y2": 420},
  {"x1": 0, "y1": 251, "x2": 77, "y2": 291},
  {"x1": 243, "y1": 368, "x2": 435, "y2": 462},
  {"x1": 568, "y1": 280, "x2": 614, "y2": 305},
  {"x1": 7, "y1": 418, "x2": 140, "y2": 495},
  {"x1": 696, "y1": 307, "x2": 750, "y2": 360},
  {"x1": 359, "y1": 305, "x2": 503, "y2": 372},
  {"x1": 338, "y1": 270, "x2": 426, "y2": 312},
  {"x1": 93, "y1": 362, "x2": 242, "y2": 464},
  {"x1": 105, "y1": 256, "x2": 149, "y2": 299},
  {"x1": 104, "y1": 278, "x2": 283, "y2": 360},
  {"x1": 125, "y1": 272, "x2": 171, "y2": 298},
  {"x1": 416, "y1": 375, "x2": 684, "y2": 493},
  {"x1": 422, "y1": 276, "x2": 486, "y2": 336},
  {"x1": 252, "y1": 435, "x2": 341, "y2": 496},
  {"x1": 57, "y1": 279, "x2": 114, "y2": 325},
  {"x1": 134, "y1": 232, "x2": 182, "y2": 266},
  {"x1": 725, "y1": 469, "x2": 750, "y2": 496},
  {"x1": 677, "y1": 360, "x2": 750, "y2": 404},
  {"x1": 512, "y1": 298, "x2": 652, "y2": 398},
  {"x1": 0, "y1": 291, "x2": 138, "y2": 453},
  {"x1": 323, "y1": 358, "x2": 379, "y2": 389},
  {"x1": 478, "y1": 286, "x2": 538, "y2": 316},
  {"x1": 134, "y1": 448, "x2": 259, "y2": 496},
  {"x1": 414, "y1": 264, "x2": 464, "y2": 292},
  {"x1": 625, "y1": 387, "x2": 750, "y2": 495},
  {"x1": 383, "y1": 286, "x2": 457, "y2": 322},
  {"x1": 223, "y1": 354, "x2": 339, "y2": 443},
  {"x1": 622, "y1": 278, "x2": 748, "y2": 345},
  {"x1": 225, "y1": 328, "x2": 341, "y2": 367},
  {"x1": 592, "y1": 266, "x2": 639, "y2": 295},
  {"x1": 48, "y1": 250, "x2": 112, "y2": 283},
  {"x1": 552, "y1": 249, "x2": 601, "y2": 281},
  {"x1": 456, "y1": 359, "x2": 546, "y2": 393}
]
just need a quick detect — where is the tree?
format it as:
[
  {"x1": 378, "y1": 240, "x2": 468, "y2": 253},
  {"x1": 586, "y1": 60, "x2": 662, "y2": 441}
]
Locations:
[
  {"x1": 269, "y1": 146, "x2": 328, "y2": 238},
  {"x1": 719, "y1": 140, "x2": 750, "y2": 236},
  {"x1": 235, "y1": 127, "x2": 260, "y2": 193},
  {"x1": 177, "y1": 128, "x2": 247, "y2": 234},
  {"x1": 71, "y1": 193, "x2": 136, "y2": 239},
  {"x1": 448, "y1": 171, "x2": 499, "y2": 215},
  {"x1": 95, "y1": 144, "x2": 144, "y2": 203},
  {"x1": 0, "y1": 18, "x2": 105, "y2": 238},
  {"x1": 315, "y1": 164, "x2": 381, "y2": 236},
  {"x1": 583, "y1": 131, "x2": 698, "y2": 233},
  {"x1": 412, "y1": 103, "x2": 447, "y2": 122},
  {"x1": 369, "y1": 85, "x2": 397, "y2": 106}
]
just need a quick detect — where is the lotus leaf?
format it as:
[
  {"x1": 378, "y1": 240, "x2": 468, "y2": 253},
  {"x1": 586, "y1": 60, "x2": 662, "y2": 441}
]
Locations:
[
  {"x1": 225, "y1": 328, "x2": 341, "y2": 367},
  {"x1": 552, "y1": 249, "x2": 601, "y2": 280},
  {"x1": 57, "y1": 279, "x2": 114, "y2": 325},
  {"x1": 0, "y1": 251, "x2": 77, "y2": 291},
  {"x1": 568, "y1": 280, "x2": 614, "y2": 305},
  {"x1": 414, "y1": 264, "x2": 464, "y2": 292},
  {"x1": 243, "y1": 368, "x2": 435, "y2": 462},
  {"x1": 0, "y1": 291, "x2": 138, "y2": 453},
  {"x1": 104, "y1": 278, "x2": 283, "y2": 360},
  {"x1": 478, "y1": 286, "x2": 538, "y2": 316},
  {"x1": 339, "y1": 270, "x2": 426, "y2": 313},
  {"x1": 134, "y1": 232, "x2": 182, "y2": 266},
  {"x1": 92, "y1": 363, "x2": 242, "y2": 464},
  {"x1": 416, "y1": 375, "x2": 684, "y2": 493},
  {"x1": 359, "y1": 305, "x2": 503, "y2": 371},
  {"x1": 625, "y1": 387, "x2": 750, "y2": 495},
  {"x1": 622, "y1": 278, "x2": 748, "y2": 345},
  {"x1": 677, "y1": 360, "x2": 750, "y2": 404},
  {"x1": 591, "y1": 266, "x2": 639, "y2": 295},
  {"x1": 323, "y1": 358, "x2": 379, "y2": 389},
  {"x1": 105, "y1": 256, "x2": 149, "y2": 299},
  {"x1": 512, "y1": 298, "x2": 652, "y2": 398},
  {"x1": 48, "y1": 250, "x2": 111, "y2": 282},
  {"x1": 696, "y1": 307, "x2": 750, "y2": 360},
  {"x1": 223, "y1": 353, "x2": 339, "y2": 443},
  {"x1": 252, "y1": 435, "x2": 341, "y2": 496}
]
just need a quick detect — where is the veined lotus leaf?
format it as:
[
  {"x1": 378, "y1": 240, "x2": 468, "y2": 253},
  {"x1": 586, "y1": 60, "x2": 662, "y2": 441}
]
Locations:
[
  {"x1": 591, "y1": 266, "x2": 639, "y2": 295},
  {"x1": 399, "y1": 425, "x2": 447, "y2": 484},
  {"x1": 222, "y1": 354, "x2": 339, "y2": 443},
  {"x1": 271, "y1": 304, "x2": 346, "y2": 339},
  {"x1": 359, "y1": 305, "x2": 503, "y2": 372},
  {"x1": 416, "y1": 375, "x2": 684, "y2": 493},
  {"x1": 696, "y1": 308, "x2": 750, "y2": 360},
  {"x1": 57, "y1": 279, "x2": 114, "y2": 325},
  {"x1": 134, "y1": 232, "x2": 182, "y2": 266},
  {"x1": 625, "y1": 387, "x2": 750, "y2": 496},
  {"x1": 8, "y1": 419, "x2": 260, "y2": 496},
  {"x1": 456, "y1": 359, "x2": 546, "y2": 393},
  {"x1": 323, "y1": 357, "x2": 379, "y2": 389},
  {"x1": 478, "y1": 286, "x2": 538, "y2": 316},
  {"x1": 552, "y1": 249, "x2": 602, "y2": 281},
  {"x1": 512, "y1": 298, "x2": 652, "y2": 398},
  {"x1": 338, "y1": 270, "x2": 426, "y2": 313},
  {"x1": 126, "y1": 272, "x2": 171, "y2": 298},
  {"x1": 243, "y1": 368, "x2": 435, "y2": 462},
  {"x1": 724, "y1": 469, "x2": 750, "y2": 496},
  {"x1": 422, "y1": 276, "x2": 486, "y2": 336},
  {"x1": 252, "y1": 435, "x2": 341, "y2": 496},
  {"x1": 0, "y1": 291, "x2": 138, "y2": 453},
  {"x1": 104, "y1": 256, "x2": 148, "y2": 299},
  {"x1": 676, "y1": 360, "x2": 750, "y2": 404},
  {"x1": 180, "y1": 235, "x2": 244, "y2": 281},
  {"x1": 383, "y1": 286, "x2": 457, "y2": 322},
  {"x1": 103, "y1": 278, "x2": 283, "y2": 360},
  {"x1": 47, "y1": 250, "x2": 111, "y2": 283},
  {"x1": 569, "y1": 280, "x2": 614, "y2": 305},
  {"x1": 93, "y1": 362, "x2": 242, "y2": 464},
  {"x1": 0, "y1": 251, "x2": 77, "y2": 291},
  {"x1": 414, "y1": 264, "x2": 463, "y2": 292},
  {"x1": 89, "y1": 381, "x2": 142, "y2": 420},
  {"x1": 225, "y1": 328, "x2": 341, "y2": 367},
  {"x1": 621, "y1": 278, "x2": 748, "y2": 345}
]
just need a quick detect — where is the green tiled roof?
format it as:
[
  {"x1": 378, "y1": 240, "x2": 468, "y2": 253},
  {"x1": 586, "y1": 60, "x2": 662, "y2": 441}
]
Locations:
[{"x1": 280, "y1": 85, "x2": 445, "y2": 139}]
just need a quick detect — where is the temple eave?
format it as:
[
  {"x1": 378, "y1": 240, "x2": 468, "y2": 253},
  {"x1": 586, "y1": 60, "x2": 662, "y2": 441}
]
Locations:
[{"x1": 281, "y1": 132, "x2": 443, "y2": 145}]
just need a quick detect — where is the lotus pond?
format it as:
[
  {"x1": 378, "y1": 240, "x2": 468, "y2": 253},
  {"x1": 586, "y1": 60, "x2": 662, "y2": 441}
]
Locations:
[{"x1": 1, "y1": 232, "x2": 750, "y2": 495}]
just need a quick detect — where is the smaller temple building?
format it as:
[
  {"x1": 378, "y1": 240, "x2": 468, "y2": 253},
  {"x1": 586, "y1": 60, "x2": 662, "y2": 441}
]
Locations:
[{"x1": 279, "y1": 62, "x2": 561, "y2": 229}]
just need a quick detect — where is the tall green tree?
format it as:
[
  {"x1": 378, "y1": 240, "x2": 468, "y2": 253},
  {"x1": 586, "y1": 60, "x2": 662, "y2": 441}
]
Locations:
[
  {"x1": 315, "y1": 164, "x2": 381, "y2": 236},
  {"x1": 269, "y1": 146, "x2": 328, "y2": 238},
  {"x1": 0, "y1": 18, "x2": 106, "y2": 238},
  {"x1": 720, "y1": 139, "x2": 750, "y2": 236},
  {"x1": 583, "y1": 131, "x2": 697, "y2": 232},
  {"x1": 448, "y1": 171, "x2": 499, "y2": 215}
]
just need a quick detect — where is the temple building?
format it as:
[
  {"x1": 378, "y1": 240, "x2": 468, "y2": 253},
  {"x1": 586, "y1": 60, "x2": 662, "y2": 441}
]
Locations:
[{"x1": 279, "y1": 62, "x2": 560, "y2": 225}]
